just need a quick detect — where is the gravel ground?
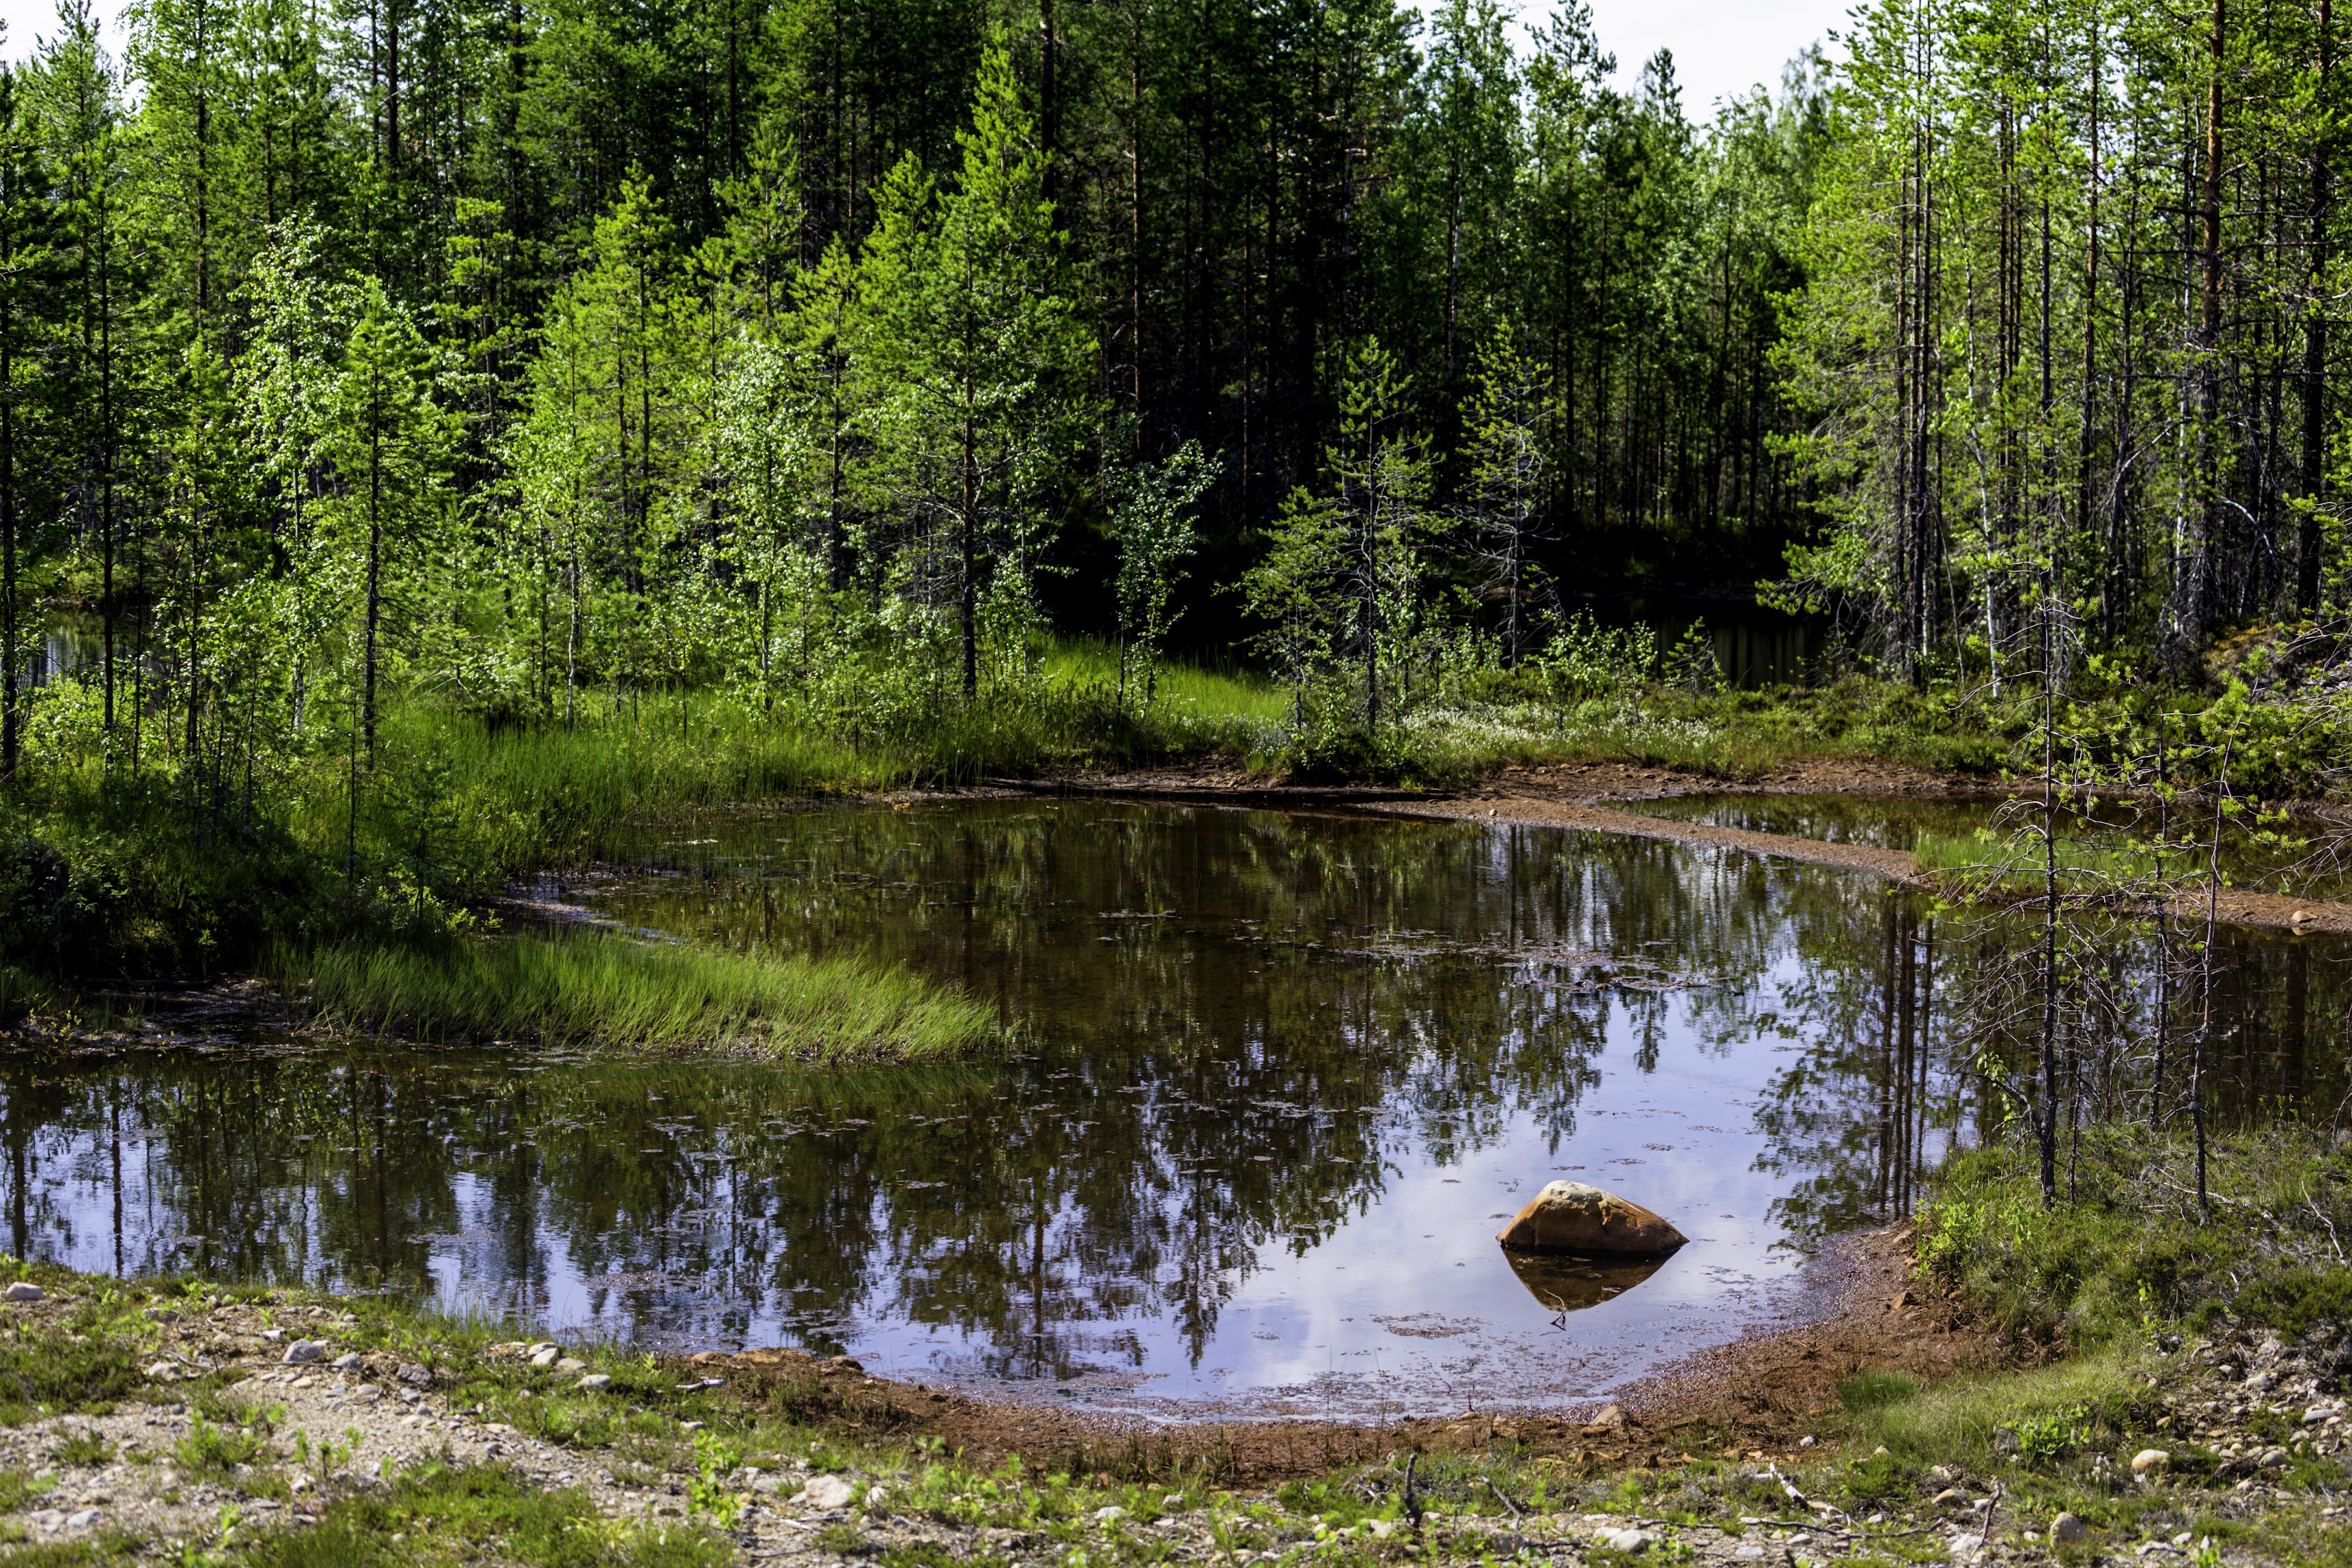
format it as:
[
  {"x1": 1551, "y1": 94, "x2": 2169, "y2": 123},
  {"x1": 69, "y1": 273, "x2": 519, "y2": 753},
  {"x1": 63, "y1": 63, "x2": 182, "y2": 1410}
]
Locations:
[{"x1": 0, "y1": 1280, "x2": 2338, "y2": 1567}]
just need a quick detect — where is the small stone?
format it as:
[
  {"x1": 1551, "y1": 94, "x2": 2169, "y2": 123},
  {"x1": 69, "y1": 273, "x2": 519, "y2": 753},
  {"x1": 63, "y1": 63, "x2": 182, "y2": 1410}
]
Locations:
[
  {"x1": 864, "y1": 1486, "x2": 890, "y2": 1512},
  {"x1": 146, "y1": 1361, "x2": 177, "y2": 1382},
  {"x1": 281, "y1": 1339, "x2": 327, "y2": 1365},
  {"x1": 1094, "y1": 1506, "x2": 1125, "y2": 1523},
  {"x1": 577, "y1": 1373, "x2": 612, "y2": 1392},
  {"x1": 145, "y1": 1306, "x2": 180, "y2": 1323},
  {"x1": 2051, "y1": 1514, "x2": 2088, "y2": 1546},
  {"x1": 1583, "y1": 1403, "x2": 1628, "y2": 1433},
  {"x1": 63, "y1": 1509, "x2": 100, "y2": 1530},
  {"x1": 529, "y1": 1347, "x2": 561, "y2": 1369},
  {"x1": 5, "y1": 1282, "x2": 44, "y2": 1302},
  {"x1": 397, "y1": 1363, "x2": 433, "y2": 1387},
  {"x1": 1872, "y1": 1445, "x2": 1891, "y2": 1457},
  {"x1": 2257, "y1": 1447, "x2": 2288, "y2": 1469},
  {"x1": 1934, "y1": 1489, "x2": 1965, "y2": 1508},
  {"x1": 261, "y1": 1328, "x2": 286, "y2": 1341},
  {"x1": 555, "y1": 1357, "x2": 585, "y2": 1372},
  {"x1": 797, "y1": 1473, "x2": 854, "y2": 1511},
  {"x1": 1368, "y1": 1520, "x2": 1397, "y2": 1539},
  {"x1": 2132, "y1": 1450, "x2": 2170, "y2": 1476},
  {"x1": 1799, "y1": 1436, "x2": 1818, "y2": 1449},
  {"x1": 290, "y1": 1475, "x2": 313, "y2": 1494},
  {"x1": 1605, "y1": 1529, "x2": 1653, "y2": 1553},
  {"x1": 332, "y1": 1352, "x2": 363, "y2": 1371}
]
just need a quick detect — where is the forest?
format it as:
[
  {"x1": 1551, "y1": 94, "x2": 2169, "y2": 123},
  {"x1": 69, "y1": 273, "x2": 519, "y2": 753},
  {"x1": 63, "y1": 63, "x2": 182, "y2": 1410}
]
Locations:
[{"x1": 0, "y1": 0, "x2": 2347, "y2": 980}]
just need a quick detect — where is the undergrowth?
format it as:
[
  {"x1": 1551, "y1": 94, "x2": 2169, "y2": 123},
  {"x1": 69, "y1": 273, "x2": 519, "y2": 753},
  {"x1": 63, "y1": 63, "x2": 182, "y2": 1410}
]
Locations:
[{"x1": 1917, "y1": 1127, "x2": 2352, "y2": 1346}]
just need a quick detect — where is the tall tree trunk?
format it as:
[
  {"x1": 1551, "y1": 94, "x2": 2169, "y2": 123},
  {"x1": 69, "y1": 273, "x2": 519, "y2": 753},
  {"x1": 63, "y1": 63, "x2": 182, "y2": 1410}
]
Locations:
[
  {"x1": 2191, "y1": 0, "x2": 2226, "y2": 648},
  {"x1": 2303, "y1": 0, "x2": 2333, "y2": 612}
]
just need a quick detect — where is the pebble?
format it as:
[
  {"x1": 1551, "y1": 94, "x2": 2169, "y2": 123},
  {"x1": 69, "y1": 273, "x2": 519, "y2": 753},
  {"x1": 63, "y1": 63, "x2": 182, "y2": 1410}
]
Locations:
[
  {"x1": 332, "y1": 1352, "x2": 363, "y2": 1370},
  {"x1": 2051, "y1": 1514, "x2": 2087, "y2": 1545},
  {"x1": 555, "y1": 1357, "x2": 586, "y2": 1373},
  {"x1": 529, "y1": 1347, "x2": 561, "y2": 1369},
  {"x1": 798, "y1": 1473, "x2": 854, "y2": 1511},
  {"x1": 1094, "y1": 1505, "x2": 1124, "y2": 1523},
  {"x1": 577, "y1": 1374, "x2": 612, "y2": 1392},
  {"x1": 1605, "y1": 1528, "x2": 1654, "y2": 1553},
  {"x1": 281, "y1": 1339, "x2": 328, "y2": 1365},
  {"x1": 2133, "y1": 1449, "x2": 2170, "y2": 1475},
  {"x1": 1934, "y1": 1489, "x2": 1965, "y2": 1508},
  {"x1": 5, "y1": 1282, "x2": 45, "y2": 1302}
]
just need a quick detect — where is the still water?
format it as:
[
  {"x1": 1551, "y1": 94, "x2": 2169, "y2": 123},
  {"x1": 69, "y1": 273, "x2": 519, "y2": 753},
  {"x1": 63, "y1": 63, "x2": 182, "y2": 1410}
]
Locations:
[{"x1": 0, "y1": 801, "x2": 2340, "y2": 1419}]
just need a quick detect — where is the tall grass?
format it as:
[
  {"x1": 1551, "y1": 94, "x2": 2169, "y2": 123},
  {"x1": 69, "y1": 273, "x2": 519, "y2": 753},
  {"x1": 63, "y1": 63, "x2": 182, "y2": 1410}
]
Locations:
[{"x1": 267, "y1": 931, "x2": 1001, "y2": 1063}]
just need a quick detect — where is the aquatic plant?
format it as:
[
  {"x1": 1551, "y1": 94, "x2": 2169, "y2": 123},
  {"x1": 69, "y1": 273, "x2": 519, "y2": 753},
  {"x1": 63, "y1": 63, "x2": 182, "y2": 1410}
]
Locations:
[{"x1": 268, "y1": 930, "x2": 1000, "y2": 1063}]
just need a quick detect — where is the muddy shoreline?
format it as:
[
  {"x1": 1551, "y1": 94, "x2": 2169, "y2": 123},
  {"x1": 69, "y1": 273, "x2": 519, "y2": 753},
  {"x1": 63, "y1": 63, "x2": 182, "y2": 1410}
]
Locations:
[{"x1": 693, "y1": 1221, "x2": 2015, "y2": 1477}]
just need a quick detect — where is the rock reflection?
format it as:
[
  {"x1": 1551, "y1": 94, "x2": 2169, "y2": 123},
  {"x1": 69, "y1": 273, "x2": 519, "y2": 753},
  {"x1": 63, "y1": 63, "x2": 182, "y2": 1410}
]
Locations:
[{"x1": 1500, "y1": 1249, "x2": 1668, "y2": 1317}]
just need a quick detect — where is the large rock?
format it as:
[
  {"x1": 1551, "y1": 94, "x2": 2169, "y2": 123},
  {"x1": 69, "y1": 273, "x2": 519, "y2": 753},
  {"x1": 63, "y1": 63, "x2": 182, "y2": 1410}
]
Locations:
[{"x1": 1495, "y1": 1181, "x2": 1686, "y2": 1256}]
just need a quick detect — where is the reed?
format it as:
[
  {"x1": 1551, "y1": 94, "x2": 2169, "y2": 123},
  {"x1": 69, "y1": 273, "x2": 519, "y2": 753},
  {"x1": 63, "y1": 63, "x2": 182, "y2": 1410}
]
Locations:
[{"x1": 268, "y1": 930, "x2": 1001, "y2": 1063}]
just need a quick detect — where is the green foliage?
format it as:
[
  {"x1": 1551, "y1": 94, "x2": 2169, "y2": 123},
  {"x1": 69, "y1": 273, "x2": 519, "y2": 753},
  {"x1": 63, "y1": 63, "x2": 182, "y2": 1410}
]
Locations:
[
  {"x1": 174, "y1": 1413, "x2": 272, "y2": 1481},
  {"x1": 1917, "y1": 1130, "x2": 2352, "y2": 1344}
]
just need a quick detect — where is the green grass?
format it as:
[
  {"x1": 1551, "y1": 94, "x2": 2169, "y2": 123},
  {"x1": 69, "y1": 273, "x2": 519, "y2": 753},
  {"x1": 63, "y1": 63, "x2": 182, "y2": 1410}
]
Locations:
[
  {"x1": 268, "y1": 930, "x2": 1001, "y2": 1062},
  {"x1": 233, "y1": 1464, "x2": 734, "y2": 1568},
  {"x1": 1841, "y1": 1348, "x2": 2158, "y2": 1472}
]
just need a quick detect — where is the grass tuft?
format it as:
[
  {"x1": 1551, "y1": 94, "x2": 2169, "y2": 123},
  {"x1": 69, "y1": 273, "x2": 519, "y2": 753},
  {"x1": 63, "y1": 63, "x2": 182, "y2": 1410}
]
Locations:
[{"x1": 267, "y1": 931, "x2": 1001, "y2": 1063}]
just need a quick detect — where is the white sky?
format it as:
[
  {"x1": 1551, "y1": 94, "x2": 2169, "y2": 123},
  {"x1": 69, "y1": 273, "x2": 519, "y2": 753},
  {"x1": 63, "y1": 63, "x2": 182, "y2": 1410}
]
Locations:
[{"x1": 0, "y1": 0, "x2": 1854, "y2": 125}]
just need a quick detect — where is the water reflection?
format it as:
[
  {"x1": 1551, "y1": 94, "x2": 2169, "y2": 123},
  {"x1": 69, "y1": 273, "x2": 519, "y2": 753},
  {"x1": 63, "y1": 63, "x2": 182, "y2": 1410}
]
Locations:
[{"x1": 0, "y1": 801, "x2": 2342, "y2": 1418}]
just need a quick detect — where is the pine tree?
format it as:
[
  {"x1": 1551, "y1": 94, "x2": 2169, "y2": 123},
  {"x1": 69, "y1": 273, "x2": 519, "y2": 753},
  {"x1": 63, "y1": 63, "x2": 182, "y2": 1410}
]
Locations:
[
  {"x1": 0, "y1": 62, "x2": 60, "y2": 783},
  {"x1": 859, "y1": 42, "x2": 1089, "y2": 696}
]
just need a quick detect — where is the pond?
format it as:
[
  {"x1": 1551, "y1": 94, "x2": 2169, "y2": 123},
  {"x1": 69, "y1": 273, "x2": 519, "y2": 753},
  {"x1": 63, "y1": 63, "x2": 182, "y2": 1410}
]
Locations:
[{"x1": 0, "y1": 800, "x2": 2342, "y2": 1420}]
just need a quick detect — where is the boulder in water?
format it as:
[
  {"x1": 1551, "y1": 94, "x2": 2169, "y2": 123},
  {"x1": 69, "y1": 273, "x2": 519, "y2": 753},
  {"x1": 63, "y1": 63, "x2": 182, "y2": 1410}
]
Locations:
[{"x1": 1495, "y1": 1181, "x2": 1686, "y2": 1256}]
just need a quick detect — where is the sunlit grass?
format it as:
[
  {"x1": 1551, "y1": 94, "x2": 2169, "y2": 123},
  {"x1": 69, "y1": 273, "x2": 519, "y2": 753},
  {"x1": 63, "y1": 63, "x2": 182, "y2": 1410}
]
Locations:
[{"x1": 268, "y1": 930, "x2": 1002, "y2": 1063}]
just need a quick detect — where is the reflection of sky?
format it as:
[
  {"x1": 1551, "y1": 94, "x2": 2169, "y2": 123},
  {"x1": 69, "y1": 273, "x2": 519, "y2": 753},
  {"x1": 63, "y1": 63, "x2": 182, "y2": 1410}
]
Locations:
[
  {"x1": 9, "y1": 954, "x2": 1855, "y2": 1422},
  {"x1": 0, "y1": 803, "x2": 2010, "y2": 1421},
  {"x1": 840, "y1": 948, "x2": 1821, "y2": 1417}
]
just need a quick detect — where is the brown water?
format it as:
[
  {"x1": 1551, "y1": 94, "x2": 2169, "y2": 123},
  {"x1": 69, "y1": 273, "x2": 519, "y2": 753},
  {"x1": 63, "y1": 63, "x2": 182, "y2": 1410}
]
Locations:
[{"x1": 0, "y1": 799, "x2": 2340, "y2": 1420}]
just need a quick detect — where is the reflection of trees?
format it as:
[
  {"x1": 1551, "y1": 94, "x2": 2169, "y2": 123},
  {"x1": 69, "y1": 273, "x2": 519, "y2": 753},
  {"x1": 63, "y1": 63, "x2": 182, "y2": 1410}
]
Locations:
[
  {"x1": 1, "y1": 802, "x2": 2342, "y2": 1383},
  {"x1": 1744, "y1": 876, "x2": 2352, "y2": 1247}
]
